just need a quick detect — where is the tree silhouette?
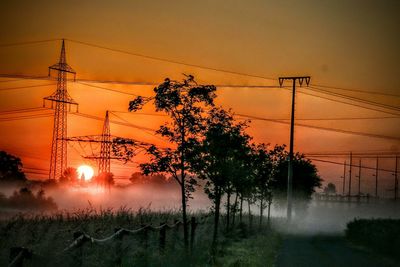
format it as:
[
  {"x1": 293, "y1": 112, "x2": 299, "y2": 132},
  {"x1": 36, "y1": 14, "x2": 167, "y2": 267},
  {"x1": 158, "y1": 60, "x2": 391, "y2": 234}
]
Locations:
[
  {"x1": 323, "y1": 182, "x2": 337, "y2": 195},
  {"x1": 189, "y1": 108, "x2": 251, "y2": 246},
  {"x1": 60, "y1": 167, "x2": 78, "y2": 184},
  {"x1": 128, "y1": 75, "x2": 216, "y2": 249},
  {"x1": 251, "y1": 143, "x2": 274, "y2": 227},
  {"x1": 0, "y1": 151, "x2": 26, "y2": 183},
  {"x1": 270, "y1": 145, "x2": 322, "y2": 215}
]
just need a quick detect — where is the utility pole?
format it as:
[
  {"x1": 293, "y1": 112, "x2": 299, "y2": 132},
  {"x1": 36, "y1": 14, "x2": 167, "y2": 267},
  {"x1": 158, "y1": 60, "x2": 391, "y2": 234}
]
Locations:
[
  {"x1": 278, "y1": 76, "x2": 310, "y2": 222},
  {"x1": 43, "y1": 39, "x2": 78, "y2": 180},
  {"x1": 374, "y1": 156, "x2": 379, "y2": 198},
  {"x1": 394, "y1": 156, "x2": 398, "y2": 200},
  {"x1": 357, "y1": 159, "x2": 362, "y2": 199},
  {"x1": 348, "y1": 152, "x2": 352, "y2": 197},
  {"x1": 342, "y1": 160, "x2": 347, "y2": 195}
]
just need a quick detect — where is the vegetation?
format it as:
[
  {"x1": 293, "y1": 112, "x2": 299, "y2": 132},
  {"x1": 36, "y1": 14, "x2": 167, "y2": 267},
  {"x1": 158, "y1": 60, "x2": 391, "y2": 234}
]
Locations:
[
  {"x1": 346, "y1": 218, "x2": 400, "y2": 261},
  {"x1": 0, "y1": 151, "x2": 26, "y2": 183},
  {"x1": 0, "y1": 209, "x2": 280, "y2": 266},
  {"x1": 113, "y1": 75, "x2": 322, "y2": 253},
  {"x1": 127, "y1": 75, "x2": 217, "y2": 249},
  {"x1": 0, "y1": 187, "x2": 57, "y2": 211}
]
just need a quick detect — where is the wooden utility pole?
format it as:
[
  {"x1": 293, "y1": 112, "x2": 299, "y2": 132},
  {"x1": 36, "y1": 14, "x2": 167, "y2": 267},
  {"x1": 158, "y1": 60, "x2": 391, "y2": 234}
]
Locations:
[
  {"x1": 278, "y1": 76, "x2": 310, "y2": 222},
  {"x1": 348, "y1": 152, "x2": 353, "y2": 197},
  {"x1": 342, "y1": 160, "x2": 347, "y2": 195},
  {"x1": 394, "y1": 156, "x2": 398, "y2": 200},
  {"x1": 375, "y1": 157, "x2": 379, "y2": 198},
  {"x1": 357, "y1": 159, "x2": 362, "y2": 199}
]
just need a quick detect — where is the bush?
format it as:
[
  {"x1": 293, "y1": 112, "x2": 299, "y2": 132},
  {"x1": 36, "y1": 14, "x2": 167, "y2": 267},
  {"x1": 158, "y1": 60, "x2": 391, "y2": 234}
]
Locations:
[{"x1": 346, "y1": 218, "x2": 400, "y2": 260}]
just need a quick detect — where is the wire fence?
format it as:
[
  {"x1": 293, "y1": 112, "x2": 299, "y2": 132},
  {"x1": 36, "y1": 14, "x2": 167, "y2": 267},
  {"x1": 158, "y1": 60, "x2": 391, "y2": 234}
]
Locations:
[{"x1": 7, "y1": 214, "x2": 212, "y2": 267}]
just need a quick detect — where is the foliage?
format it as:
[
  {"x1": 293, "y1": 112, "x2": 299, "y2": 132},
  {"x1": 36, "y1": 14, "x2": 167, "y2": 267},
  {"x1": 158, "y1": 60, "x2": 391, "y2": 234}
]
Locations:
[
  {"x1": 346, "y1": 218, "x2": 400, "y2": 260},
  {"x1": 126, "y1": 75, "x2": 217, "y2": 249},
  {"x1": 323, "y1": 182, "x2": 337, "y2": 195},
  {"x1": 60, "y1": 167, "x2": 78, "y2": 183},
  {"x1": 270, "y1": 145, "x2": 322, "y2": 210},
  {"x1": 189, "y1": 107, "x2": 251, "y2": 244},
  {"x1": 0, "y1": 187, "x2": 57, "y2": 211},
  {"x1": 0, "y1": 151, "x2": 26, "y2": 183}
]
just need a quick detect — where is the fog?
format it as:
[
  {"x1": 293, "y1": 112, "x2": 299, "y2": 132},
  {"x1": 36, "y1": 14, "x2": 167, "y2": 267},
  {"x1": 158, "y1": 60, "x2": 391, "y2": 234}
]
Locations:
[{"x1": 1, "y1": 183, "x2": 399, "y2": 235}]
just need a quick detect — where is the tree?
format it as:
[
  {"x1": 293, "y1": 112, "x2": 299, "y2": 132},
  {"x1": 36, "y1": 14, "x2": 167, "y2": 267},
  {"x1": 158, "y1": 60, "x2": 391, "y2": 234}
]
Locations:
[
  {"x1": 323, "y1": 182, "x2": 337, "y2": 195},
  {"x1": 270, "y1": 145, "x2": 322, "y2": 215},
  {"x1": 128, "y1": 75, "x2": 216, "y2": 249},
  {"x1": 0, "y1": 151, "x2": 26, "y2": 183},
  {"x1": 189, "y1": 108, "x2": 251, "y2": 246},
  {"x1": 251, "y1": 143, "x2": 273, "y2": 227},
  {"x1": 60, "y1": 167, "x2": 78, "y2": 184}
]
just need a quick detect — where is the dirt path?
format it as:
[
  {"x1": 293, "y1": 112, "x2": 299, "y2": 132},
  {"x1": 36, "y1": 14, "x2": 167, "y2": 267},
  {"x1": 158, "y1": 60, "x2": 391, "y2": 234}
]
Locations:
[{"x1": 276, "y1": 235, "x2": 396, "y2": 267}]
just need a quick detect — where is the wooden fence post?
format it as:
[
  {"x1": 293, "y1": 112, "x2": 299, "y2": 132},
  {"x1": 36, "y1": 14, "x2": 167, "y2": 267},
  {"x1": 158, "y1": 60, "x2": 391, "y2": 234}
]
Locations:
[
  {"x1": 159, "y1": 223, "x2": 166, "y2": 255},
  {"x1": 190, "y1": 217, "x2": 196, "y2": 254}
]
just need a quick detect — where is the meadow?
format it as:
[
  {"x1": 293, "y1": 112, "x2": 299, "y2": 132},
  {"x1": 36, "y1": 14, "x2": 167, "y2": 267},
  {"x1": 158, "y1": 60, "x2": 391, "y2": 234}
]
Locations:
[{"x1": 0, "y1": 208, "x2": 281, "y2": 267}]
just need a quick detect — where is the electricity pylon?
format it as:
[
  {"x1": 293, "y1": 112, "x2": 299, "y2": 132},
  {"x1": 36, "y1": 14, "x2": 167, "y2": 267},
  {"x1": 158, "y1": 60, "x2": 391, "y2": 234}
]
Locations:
[
  {"x1": 99, "y1": 111, "x2": 111, "y2": 174},
  {"x1": 43, "y1": 39, "x2": 78, "y2": 180},
  {"x1": 278, "y1": 76, "x2": 310, "y2": 222}
]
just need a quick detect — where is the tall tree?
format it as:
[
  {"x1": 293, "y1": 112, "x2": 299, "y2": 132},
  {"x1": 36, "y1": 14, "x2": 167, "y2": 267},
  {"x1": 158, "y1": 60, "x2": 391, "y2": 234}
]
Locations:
[
  {"x1": 128, "y1": 75, "x2": 216, "y2": 249},
  {"x1": 189, "y1": 108, "x2": 250, "y2": 246},
  {"x1": 0, "y1": 151, "x2": 26, "y2": 183}
]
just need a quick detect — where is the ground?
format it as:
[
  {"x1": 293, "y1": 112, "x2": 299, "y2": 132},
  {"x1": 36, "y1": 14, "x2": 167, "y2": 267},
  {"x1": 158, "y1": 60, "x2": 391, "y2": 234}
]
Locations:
[{"x1": 276, "y1": 234, "x2": 398, "y2": 267}]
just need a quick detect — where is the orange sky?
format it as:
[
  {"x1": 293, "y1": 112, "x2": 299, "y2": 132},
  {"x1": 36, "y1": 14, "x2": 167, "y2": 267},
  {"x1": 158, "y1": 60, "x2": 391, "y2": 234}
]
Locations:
[{"x1": 0, "y1": 0, "x2": 399, "y2": 195}]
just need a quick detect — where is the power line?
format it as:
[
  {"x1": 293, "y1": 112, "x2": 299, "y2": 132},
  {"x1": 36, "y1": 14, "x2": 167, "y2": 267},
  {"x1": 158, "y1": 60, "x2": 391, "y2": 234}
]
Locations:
[
  {"x1": 0, "y1": 83, "x2": 56, "y2": 92},
  {"x1": 236, "y1": 113, "x2": 400, "y2": 141},
  {"x1": 308, "y1": 86, "x2": 400, "y2": 112},
  {"x1": 70, "y1": 112, "x2": 157, "y2": 132},
  {"x1": 311, "y1": 84, "x2": 400, "y2": 98},
  {"x1": 66, "y1": 38, "x2": 277, "y2": 81},
  {"x1": 0, "y1": 107, "x2": 47, "y2": 114},
  {"x1": 0, "y1": 39, "x2": 61, "y2": 47},
  {"x1": 77, "y1": 82, "x2": 141, "y2": 96},
  {"x1": 0, "y1": 113, "x2": 53, "y2": 122},
  {"x1": 308, "y1": 158, "x2": 394, "y2": 173},
  {"x1": 296, "y1": 88, "x2": 400, "y2": 117}
]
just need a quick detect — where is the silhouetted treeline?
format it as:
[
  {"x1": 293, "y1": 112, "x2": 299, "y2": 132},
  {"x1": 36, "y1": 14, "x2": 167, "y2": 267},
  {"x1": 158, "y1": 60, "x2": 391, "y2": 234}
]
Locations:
[{"x1": 0, "y1": 187, "x2": 57, "y2": 211}]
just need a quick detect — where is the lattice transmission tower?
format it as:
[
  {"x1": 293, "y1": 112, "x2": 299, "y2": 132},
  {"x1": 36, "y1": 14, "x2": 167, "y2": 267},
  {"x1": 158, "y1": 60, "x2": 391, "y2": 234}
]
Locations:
[
  {"x1": 99, "y1": 111, "x2": 111, "y2": 174},
  {"x1": 43, "y1": 39, "x2": 78, "y2": 180}
]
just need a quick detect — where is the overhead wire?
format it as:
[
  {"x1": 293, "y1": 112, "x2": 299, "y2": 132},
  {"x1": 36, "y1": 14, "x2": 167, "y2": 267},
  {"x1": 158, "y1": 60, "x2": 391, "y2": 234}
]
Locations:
[
  {"x1": 236, "y1": 113, "x2": 400, "y2": 141},
  {"x1": 0, "y1": 38, "x2": 61, "y2": 47},
  {"x1": 308, "y1": 158, "x2": 394, "y2": 173},
  {"x1": 0, "y1": 83, "x2": 56, "y2": 92},
  {"x1": 310, "y1": 83, "x2": 400, "y2": 98},
  {"x1": 65, "y1": 38, "x2": 277, "y2": 82},
  {"x1": 307, "y1": 86, "x2": 400, "y2": 112}
]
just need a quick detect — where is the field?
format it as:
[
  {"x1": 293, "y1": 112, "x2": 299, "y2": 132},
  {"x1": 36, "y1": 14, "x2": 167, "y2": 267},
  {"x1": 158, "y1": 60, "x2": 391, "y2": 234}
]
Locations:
[{"x1": 0, "y1": 208, "x2": 281, "y2": 267}]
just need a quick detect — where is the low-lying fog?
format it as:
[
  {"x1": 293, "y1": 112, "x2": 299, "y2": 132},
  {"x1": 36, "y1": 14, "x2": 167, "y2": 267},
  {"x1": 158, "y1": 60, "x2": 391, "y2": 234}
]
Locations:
[{"x1": 1, "y1": 183, "x2": 399, "y2": 235}]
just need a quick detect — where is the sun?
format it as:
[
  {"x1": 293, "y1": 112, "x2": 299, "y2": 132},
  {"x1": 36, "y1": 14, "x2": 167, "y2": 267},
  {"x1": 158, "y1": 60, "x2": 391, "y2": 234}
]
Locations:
[{"x1": 77, "y1": 165, "x2": 94, "y2": 181}]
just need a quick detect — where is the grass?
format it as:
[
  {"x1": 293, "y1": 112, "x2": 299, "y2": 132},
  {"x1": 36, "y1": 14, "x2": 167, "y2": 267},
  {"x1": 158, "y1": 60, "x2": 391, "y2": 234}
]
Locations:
[
  {"x1": 215, "y1": 226, "x2": 282, "y2": 267},
  {"x1": 345, "y1": 218, "x2": 400, "y2": 261},
  {"x1": 0, "y1": 208, "x2": 281, "y2": 266}
]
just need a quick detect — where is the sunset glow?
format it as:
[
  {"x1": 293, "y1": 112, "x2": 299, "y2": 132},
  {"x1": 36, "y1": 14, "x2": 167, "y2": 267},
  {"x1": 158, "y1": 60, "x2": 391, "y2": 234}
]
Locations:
[{"x1": 77, "y1": 165, "x2": 94, "y2": 181}]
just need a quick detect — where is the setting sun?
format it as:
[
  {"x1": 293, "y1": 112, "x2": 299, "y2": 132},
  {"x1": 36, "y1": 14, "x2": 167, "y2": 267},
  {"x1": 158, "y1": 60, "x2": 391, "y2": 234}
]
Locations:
[{"x1": 77, "y1": 165, "x2": 94, "y2": 181}]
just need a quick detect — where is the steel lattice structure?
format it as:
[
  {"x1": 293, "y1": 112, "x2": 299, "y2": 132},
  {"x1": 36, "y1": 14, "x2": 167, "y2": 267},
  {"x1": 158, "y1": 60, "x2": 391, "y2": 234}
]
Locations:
[
  {"x1": 99, "y1": 111, "x2": 111, "y2": 174},
  {"x1": 43, "y1": 39, "x2": 78, "y2": 180}
]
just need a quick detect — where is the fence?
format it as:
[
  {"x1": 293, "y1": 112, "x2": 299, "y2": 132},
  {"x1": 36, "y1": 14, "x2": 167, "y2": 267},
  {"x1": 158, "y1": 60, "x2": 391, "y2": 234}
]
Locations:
[{"x1": 8, "y1": 214, "x2": 211, "y2": 267}]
